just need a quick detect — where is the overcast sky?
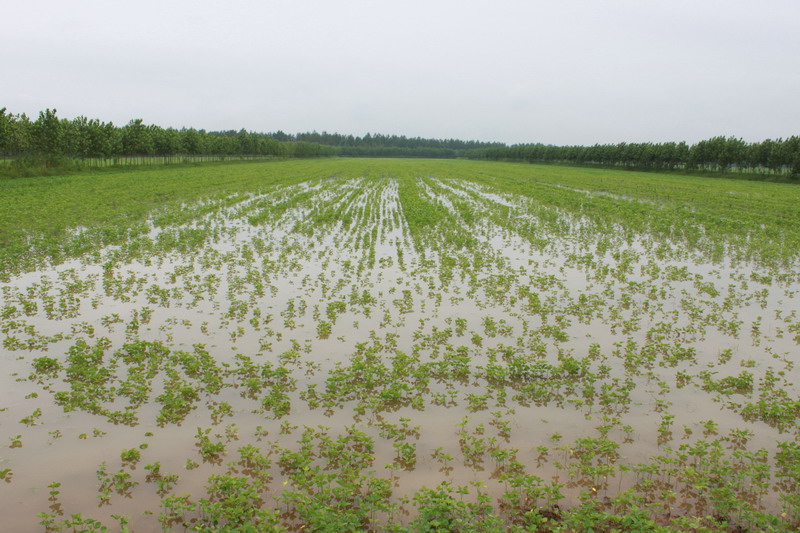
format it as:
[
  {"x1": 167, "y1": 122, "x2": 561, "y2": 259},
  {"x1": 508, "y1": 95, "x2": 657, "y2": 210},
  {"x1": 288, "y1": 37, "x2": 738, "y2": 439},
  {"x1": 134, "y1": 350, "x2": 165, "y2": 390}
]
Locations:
[{"x1": 2, "y1": 0, "x2": 798, "y2": 145}]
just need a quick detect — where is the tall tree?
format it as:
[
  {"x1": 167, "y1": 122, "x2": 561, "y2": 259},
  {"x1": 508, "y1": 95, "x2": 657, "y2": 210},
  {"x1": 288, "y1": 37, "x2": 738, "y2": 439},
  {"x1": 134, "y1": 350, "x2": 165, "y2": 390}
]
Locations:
[
  {"x1": 31, "y1": 108, "x2": 64, "y2": 157},
  {"x1": 121, "y1": 119, "x2": 154, "y2": 155}
]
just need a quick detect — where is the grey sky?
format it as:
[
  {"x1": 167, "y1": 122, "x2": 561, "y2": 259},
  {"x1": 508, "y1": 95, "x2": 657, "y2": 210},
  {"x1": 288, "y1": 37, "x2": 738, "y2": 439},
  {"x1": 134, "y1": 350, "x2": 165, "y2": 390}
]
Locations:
[{"x1": 2, "y1": 0, "x2": 798, "y2": 145}]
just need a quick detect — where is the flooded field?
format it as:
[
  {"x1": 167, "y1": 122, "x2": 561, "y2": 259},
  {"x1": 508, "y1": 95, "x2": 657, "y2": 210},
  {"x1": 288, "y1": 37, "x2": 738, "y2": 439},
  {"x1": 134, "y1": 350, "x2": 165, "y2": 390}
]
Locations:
[{"x1": 2, "y1": 159, "x2": 800, "y2": 531}]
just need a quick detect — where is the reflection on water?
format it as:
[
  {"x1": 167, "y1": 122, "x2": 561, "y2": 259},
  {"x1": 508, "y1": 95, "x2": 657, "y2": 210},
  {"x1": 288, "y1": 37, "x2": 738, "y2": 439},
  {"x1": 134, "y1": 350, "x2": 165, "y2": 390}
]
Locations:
[{"x1": 1, "y1": 174, "x2": 799, "y2": 531}]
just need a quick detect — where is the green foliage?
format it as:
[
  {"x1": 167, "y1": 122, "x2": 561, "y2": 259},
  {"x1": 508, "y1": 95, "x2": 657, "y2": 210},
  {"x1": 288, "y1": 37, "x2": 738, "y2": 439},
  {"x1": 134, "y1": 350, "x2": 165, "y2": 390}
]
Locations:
[
  {"x1": 0, "y1": 107, "x2": 338, "y2": 178},
  {"x1": 4, "y1": 158, "x2": 800, "y2": 532},
  {"x1": 470, "y1": 135, "x2": 800, "y2": 178}
]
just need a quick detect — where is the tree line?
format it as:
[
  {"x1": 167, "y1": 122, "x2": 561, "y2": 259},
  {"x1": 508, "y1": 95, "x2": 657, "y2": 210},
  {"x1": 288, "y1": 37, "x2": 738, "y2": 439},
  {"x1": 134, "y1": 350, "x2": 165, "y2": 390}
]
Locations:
[
  {"x1": 466, "y1": 137, "x2": 800, "y2": 177},
  {"x1": 2, "y1": 107, "x2": 798, "y2": 177},
  {"x1": 0, "y1": 108, "x2": 336, "y2": 165},
  {"x1": 280, "y1": 131, "x2": 504, "y2": 157},
  {"x1": 0, "y1": 107, "x2": 506, "y2": 164}
]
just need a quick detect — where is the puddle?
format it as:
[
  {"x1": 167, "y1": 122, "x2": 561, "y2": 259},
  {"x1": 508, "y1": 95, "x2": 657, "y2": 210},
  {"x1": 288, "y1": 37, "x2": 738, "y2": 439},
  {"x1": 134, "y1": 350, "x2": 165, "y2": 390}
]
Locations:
[{"x1": 1, "y1": 173, "x2": 799, "y2": 530}]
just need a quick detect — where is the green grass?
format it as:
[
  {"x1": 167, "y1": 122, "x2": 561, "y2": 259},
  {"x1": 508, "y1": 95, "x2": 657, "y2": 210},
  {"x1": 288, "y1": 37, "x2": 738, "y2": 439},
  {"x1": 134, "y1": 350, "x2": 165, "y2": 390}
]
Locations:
[
  {"x1": 5, "y1": 158, "x2": 800, "y2": 275},
  {"x1": 4, "y1": 158, "x2": 800, "y2": 532}
]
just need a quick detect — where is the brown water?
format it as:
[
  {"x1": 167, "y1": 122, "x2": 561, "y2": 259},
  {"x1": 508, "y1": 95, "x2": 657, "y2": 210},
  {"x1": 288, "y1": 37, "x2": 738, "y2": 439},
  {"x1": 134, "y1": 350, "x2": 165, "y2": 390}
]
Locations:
[{"x1": 1, "y1": 176, "x2": 798, "y2": 530}]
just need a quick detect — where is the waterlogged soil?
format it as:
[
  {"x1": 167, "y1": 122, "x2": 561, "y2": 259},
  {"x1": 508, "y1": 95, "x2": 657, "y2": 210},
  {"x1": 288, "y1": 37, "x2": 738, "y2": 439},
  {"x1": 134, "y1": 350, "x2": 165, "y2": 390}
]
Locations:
[{"x1": 2, "y1": 166, "x2": 800, "y2": 531}]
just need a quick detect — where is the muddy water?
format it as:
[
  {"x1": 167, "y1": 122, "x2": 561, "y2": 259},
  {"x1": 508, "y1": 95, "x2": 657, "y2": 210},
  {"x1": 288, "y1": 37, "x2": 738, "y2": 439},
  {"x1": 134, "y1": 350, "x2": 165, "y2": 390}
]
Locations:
[{"x1": 1, "y1": 176, "x2": 799, "y2": 530}]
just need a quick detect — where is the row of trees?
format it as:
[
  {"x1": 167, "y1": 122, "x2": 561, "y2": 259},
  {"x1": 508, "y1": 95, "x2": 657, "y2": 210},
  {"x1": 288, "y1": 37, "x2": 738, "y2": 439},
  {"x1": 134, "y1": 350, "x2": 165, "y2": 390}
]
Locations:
[
  {"x1": 467, "y1": 137, "x2": 800, "y2": 176},
  {"x1": 282, "y1": 131, "x2": 504, "y2": 152},
  {"x1": 0, "y1": 108, "x2": 336, "y2": 162},
  {"x1": 0, "y1": 107, "x2": 507, "y2": 162},
  {"x1": 2, "y1": 107, "x2": 798, "y2": 176}
]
